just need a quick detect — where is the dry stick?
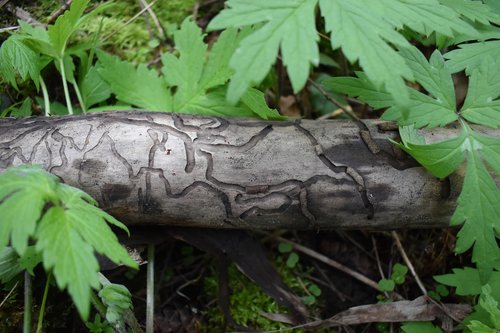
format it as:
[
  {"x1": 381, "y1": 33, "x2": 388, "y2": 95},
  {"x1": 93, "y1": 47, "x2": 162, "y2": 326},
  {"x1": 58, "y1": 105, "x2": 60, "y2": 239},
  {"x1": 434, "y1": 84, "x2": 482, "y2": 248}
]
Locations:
[
  {"x1": 371, "y1": 236, "x2": 391, "y2": 300},
  {"x1": 272, "y1": 235, "x2": 402, "y2": 297},
  {"x1": 0, "y1": 281, "x2": 18, "y2": 308},
  {"x1": 138, "y1": 0, "x2": 165, "y2": 38},
  {"x1": 0, "y1": 0, "x2": 10, "y2": 9},
  {"x1": 307, "y1": 78, "x2": 360, "y2": 121},
  {"x1": 101, "y1": 0, "x2": 158, "y2": 42},
  {"x1": 391, "y1": 231, "x2": 427, "y2": 295},
  {"x1": 47, "y1": 0, "x2": 72, "y2": 24}
]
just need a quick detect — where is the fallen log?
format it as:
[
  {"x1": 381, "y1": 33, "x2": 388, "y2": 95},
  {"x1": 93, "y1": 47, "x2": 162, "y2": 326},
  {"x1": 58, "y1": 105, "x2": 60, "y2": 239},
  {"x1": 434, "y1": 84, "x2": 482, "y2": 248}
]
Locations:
[{"x1": 0, "y1": 111, "x2": 494, "y2": 229}]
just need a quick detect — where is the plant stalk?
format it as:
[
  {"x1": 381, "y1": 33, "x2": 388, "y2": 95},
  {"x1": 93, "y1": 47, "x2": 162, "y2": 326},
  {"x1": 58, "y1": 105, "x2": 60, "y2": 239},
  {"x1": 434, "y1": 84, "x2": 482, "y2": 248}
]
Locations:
[
  {"x1": 39, "y1": 76, "x2": 51, "y2": 116},
  {"x1": 146, "y1": 244, "x2": 155, "y2": 333},
  {"x1": 59, "y1": 57, "x2": 74, "y2": 115},
  {"x1": 23, "y1": 271, "x2": 32, "y2": 333},
  {"x1": 36, "y1": 272, "x2": 51, "y2": 333}
]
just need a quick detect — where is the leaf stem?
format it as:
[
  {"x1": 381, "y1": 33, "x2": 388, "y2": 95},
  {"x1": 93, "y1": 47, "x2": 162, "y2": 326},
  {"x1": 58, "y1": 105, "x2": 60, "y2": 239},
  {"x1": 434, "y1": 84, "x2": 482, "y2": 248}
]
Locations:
[
  {"x1": 23, "y1": 271, "x2": 32, "y2": 333},
  {"x1": 72, "y1": 82, "x2": 87, "y2": 113},
  {"x1": 39, "y1": 76, "x2": 51, "y2": 116},
  {"x1": 58, "y1": 57, "x2": 74, "y2": 115},
  {"x1": 36, "y1": 272, "x2": 51, "y2": 333},
  {"x1": 146, "y1": 244, "x2": 155, "y2": 333}
]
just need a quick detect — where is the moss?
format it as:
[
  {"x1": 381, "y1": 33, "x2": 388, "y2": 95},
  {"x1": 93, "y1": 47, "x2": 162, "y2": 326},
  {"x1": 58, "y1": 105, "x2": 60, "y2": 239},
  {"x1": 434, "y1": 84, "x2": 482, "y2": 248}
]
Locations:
[{"x1": 202, "y1": 255, "x2": 324, "y2": 332}]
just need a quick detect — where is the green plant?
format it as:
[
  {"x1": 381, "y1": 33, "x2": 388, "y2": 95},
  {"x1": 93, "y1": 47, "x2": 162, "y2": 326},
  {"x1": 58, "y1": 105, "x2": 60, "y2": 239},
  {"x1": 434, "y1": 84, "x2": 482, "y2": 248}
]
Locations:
[
  {"x1": 0, "y1": 165, "x2": 137, "y2": 325},
  {"x1": 1, "y1": 0, "x2": 500, "y2": 331},
  {"x1": 378, "y1": 263, "x2": 409, "y2": 293}
]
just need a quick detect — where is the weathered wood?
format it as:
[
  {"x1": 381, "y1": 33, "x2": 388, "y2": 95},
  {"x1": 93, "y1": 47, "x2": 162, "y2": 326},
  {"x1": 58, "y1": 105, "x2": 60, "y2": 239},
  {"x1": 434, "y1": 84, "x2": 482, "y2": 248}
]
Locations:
[{"x1": 0, "y1": 111, "x2": 492, "y2": 229}]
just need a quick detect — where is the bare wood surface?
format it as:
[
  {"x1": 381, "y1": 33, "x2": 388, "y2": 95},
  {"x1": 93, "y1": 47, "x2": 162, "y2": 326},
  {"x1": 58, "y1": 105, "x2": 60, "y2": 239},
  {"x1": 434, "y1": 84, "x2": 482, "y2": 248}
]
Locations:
[{"x1": 0, "y1": 111, "x2": 494, "y2": 229}]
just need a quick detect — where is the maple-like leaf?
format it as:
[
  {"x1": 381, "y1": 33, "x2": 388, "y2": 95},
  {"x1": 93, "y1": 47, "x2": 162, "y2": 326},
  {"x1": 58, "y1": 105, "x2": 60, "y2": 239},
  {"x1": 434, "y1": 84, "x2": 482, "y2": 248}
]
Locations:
[
  {"x1": 325, "y1": 46, "x2": 458, "y2": 128},
  {"x1": 208, "y1": 0, "x2": 477, "y2": 104},
  {"x1": 445, "y1": 40, "x2": 500, "y2": 74},
  {"x1": 0, "y1": 165, "x2": 59, "y2": 255},
  {"x1": 0, "y1": 165, "x2": 137, "y2": 320},
  {"x1": 97, "y1": 50, "x2": 172, "y2": 111},
  {"x1": 399, "y1": 124, "x2": 500, "y2": 271},
  {"x1": 208, "y1": 0, "x2": 319, "y2": 103},
  {"x1": 460, "y1": 59, "x2": 500, "y2": 128},
  {"x1": 48, "y1": 0, "x2": 90, "y2": 56},
  {"x1": 98, "y1": 18, "x2": 282, "y2": 119},
  {"x1": 0, "y1": 36, "x2": 41, "y2": 89}
]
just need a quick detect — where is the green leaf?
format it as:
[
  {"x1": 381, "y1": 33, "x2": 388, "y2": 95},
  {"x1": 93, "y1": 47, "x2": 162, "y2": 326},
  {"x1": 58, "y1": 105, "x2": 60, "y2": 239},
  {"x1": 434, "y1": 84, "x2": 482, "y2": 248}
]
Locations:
[
  {"x1": 161, "y1": 19, "x2": 281, "y2": 119},
  {"x1": 0, "y1": 165, "x2": 136, "y2": 320},
  {"x1": 438, "y1": 0, "x2": 500, "y2": 25},
  {"x1": 451, "y1": 148, "x2": 500, "y2": 271},
  {"x1": 400, "y1": 46, "x2": 456, "y2": 111},
  {"x1": 278, "y1": 243, "x2": 293, "y2": 253},
  {"x1": 48, "y1": 0, "x2": 90, "y2": 56},
  {"x1": 391, "y1": 263, "x2": 408, "y2": 285},
  {"x1": 18, "y1": 246, "x2": 42, "y2": 275},
  {"x1": 479, "y1": 286, "x2": 500, "y2": 329},
  {"x1": 308, "y1": 283, "x2": 321, "y2": 297},
  {"x1": 0, "y1": 36, "x2": 41, "y2": 88},
  {"x1": 36, "y1": 205, "x2": 100, "y2": 320},
  {"x1": 435, "y1": 267, "x2": 480, "y2": 294},
  {"x1": 0, "y1": 165, "x2": 59, "y2": 255},
  {"x1": 378, "y1": 278, "x2": 395, "y2": 292},
  {"x1": 57, "y1": 184, "x2": 136, "y2": 266},
  {"x1": 240, "y1": 88, "x2": 284, "y2": 120},
  {"x1": 445, "y1": 41, "x2": 500, "y2": 74},
  {"x1": 209, "y1": 0, "x2": 476, "y2": 104},
  {"x1": 324, "y1": 46, "x2": 460, "y2": 128},
  {"x1": 208, "y1": 0, "x2": 319, "y2": 103},
  {"x1": 400, "y1": 123, "x2": 500, "y2": 272},
  {"x1": 81, "y1": 66, "x2": 111, "y2": 108},
  {"x1": 460, "y1": 59, "x2": 500, "y2": 128},
  {"x1": 401, "y1": 322, "x2": 443, "y2": 333},
  {"x1": 97, "y1": 50, "x2": 172, "y2": 111},
  {"x1": 0, "y1": 247, "x2": 23, "y2": 284},
  {"x1": 286, "y1": 252, "x2": 299, "y2": 268},
  {"x1": 98, "y1": 282, "x2": 133, "y2": 324},
  {"x1": 10, "y1": 98, "x2": 33, "y2": 117}
]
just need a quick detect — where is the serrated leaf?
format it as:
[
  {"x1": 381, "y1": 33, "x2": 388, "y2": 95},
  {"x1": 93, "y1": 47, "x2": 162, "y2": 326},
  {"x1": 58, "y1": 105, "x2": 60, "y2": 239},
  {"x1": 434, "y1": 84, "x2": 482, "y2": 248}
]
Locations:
[
  {"x1": 57, "y1": 184, "x2": 136, "y2": 267},
  {"x1": 451, "y1": 149, "x2": 500, "y2": 271},
  {"x1": 0, "y1": 36, "x2": 41, "y2": 88},
  {"x1": 477, "y1": 286, "x2": 500, "y2": 329},
  {"x1": 439, "y1": 0, "x2": 500, "y2": 25},
  {"x1": 209, "y1": 0, "x2": 477, "y2": 104},
  {"x1": 460, "y1": 59, "x2": 500, "y2": 128},
  {"x1": 81, "y1": 66, "x2": 111, "y2": 108},
  {"x1": 445, "y1": 41, "x2": 500, "y2": 74},
  {"x1": 398, "y1": 130, "x2": 466, "y2": 178},
  {"x1": 48, "y1": 0, "x2": 90, "y2": 56},
  {"x1": 162, "y1": 18, "x2": 208, "y2": 110},
  {"x1": 402, "y1": 124, "x2": 500, "y2": 271},
  {"x1": 433, "y1": 267, "x2": 487, "y2": 295},
  {"x1": 36, "y1": 206, "x2": 100, "y2": 319},
  {"x1": 97, "y1": 50, "x2": 172, "y2": 111},
  {"x1": 208, "y1": 0, "x2": 319, "y2": 103},
  {"x1": 325, "y1": 65, "x2": 458, "y2": 128},
  {"x1": 400, "y1": 46, "x2": 456, "y2": 110},
  {"x1": 161, "y1": 19, "x2": 281, "y2": 119},
  {"x1": 0, "y1": 165, "x2": 59, "y2": 254}
]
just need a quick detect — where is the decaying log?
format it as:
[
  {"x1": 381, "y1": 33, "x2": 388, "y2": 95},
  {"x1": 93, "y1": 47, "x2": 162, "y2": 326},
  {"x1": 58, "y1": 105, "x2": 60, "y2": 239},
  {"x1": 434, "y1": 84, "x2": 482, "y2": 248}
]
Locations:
[{"x1": 0, "y1": 111, "x2": 495, "y2": 229}]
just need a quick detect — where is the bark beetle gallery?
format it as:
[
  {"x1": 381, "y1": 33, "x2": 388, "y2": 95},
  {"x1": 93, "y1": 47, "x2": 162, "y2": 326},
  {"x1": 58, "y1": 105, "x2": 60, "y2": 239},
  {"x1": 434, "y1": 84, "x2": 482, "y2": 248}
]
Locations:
[{"x1": 0, "y1": 111, "x2": 464, "y2": 229}]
